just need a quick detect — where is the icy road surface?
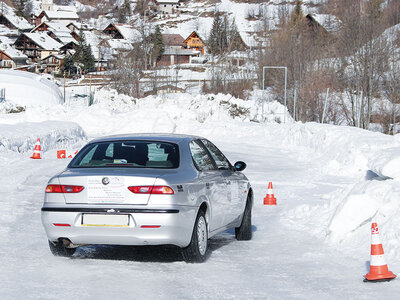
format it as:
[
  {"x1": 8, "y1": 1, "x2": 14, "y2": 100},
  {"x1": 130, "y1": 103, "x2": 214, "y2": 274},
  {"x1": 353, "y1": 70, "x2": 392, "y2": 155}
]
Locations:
[{"x1": 1, "y1": 142, "x2": 400, "y2": 299}]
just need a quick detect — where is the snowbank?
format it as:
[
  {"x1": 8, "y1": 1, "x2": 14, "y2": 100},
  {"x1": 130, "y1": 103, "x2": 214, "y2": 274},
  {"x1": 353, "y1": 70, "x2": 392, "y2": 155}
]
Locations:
[
  {"x1": 0, "y1": 121, "x2": 86, "y2": 154},
  {"x1": 369, "y1": 147, "x2": 400, "y2": 180},
  {"x1": 0, "y1": 70, "x2": 63, "y2": 107}
]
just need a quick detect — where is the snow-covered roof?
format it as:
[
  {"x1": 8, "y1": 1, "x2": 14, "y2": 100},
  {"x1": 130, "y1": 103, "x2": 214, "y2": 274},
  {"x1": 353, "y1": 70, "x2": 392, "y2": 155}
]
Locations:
[
  {"x1": 82, "y1": 30, "x2": 100, "y2": 47},
  {"x1": 23, "y1": 32, "x2": 63, "y2": 50},
  {"x1": 113, "y1": 24, "x2": 141, "y2": 43},
  {"x1": 0, "y1": 34, "x2": 13, "y2": 45},
  {"x1": 107, "y1": 39, "x2": 134, "y2": 51},
  {"x1": 0, "y1": 43, "x2": 28, "y2": 59},
  {"x1": 42, "y1": 53, "x2": 65, "y2": 61},
  {"x1": 44, "y1": 22, "x2": 71, "y2": 34},
  {"x1": 163, "y1": 47, "x2": 199, "y2": 56},
  {"x1": 308, "y1": 14, "x2": 341, "y2": 33},
  {"x1": 0, "y1": 4, "x2": 32, "y2": 31},
  {"x1": 41, "y1": 10, "x2": 79, "y2": 20},
  {"x1": 162, "y1": 34, "x2": 185, "y2": 46},
  {"x1": 156, "y1": 0, "x2": 180, "y2": 4}
]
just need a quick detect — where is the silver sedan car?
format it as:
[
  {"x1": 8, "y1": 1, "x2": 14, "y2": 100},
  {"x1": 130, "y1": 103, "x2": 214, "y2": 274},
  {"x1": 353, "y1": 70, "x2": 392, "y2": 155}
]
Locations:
[{"x1": 41, "y1": 134, "x2": 253, "y2": 262}]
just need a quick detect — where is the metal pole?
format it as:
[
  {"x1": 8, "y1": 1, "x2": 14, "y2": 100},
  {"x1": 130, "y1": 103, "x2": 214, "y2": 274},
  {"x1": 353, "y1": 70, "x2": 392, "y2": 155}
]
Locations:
[
  {"x1": 284, "y1": 66, "x2": 287, "y2": 124},
  {"x1": 322, "y1": 87, "x2": 330, "y2": 124},
  {"x1": 293, "y1": 89, "x2": 297, "y2": 122},
  {"x1": 63, "y1": 71, "x2": 66, "y2": 104}
]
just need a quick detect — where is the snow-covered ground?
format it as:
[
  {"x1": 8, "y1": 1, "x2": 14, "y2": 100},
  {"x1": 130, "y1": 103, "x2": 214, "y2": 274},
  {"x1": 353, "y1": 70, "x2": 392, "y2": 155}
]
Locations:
[{"x1": 1, "y1": 87, "x2": 400, "y2": 298}]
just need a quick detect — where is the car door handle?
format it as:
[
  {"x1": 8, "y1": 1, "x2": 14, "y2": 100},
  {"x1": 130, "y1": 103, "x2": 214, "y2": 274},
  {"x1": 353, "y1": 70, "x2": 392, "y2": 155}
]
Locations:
[{"x1": 206, "y1": 182, "x2": 210, "y2": 189}]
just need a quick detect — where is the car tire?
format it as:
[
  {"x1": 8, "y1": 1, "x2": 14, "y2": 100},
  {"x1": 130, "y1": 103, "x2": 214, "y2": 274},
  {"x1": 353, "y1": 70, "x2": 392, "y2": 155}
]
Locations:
[
  {"x1": 48, "y1": 240, "x2": 76, "y2": 257},
  {"x1": 235, "y1": 197, "x2": 252, "y2": 241},
  {"x1": 182, "y1": 209, "x2": 208, "y2": 263}
]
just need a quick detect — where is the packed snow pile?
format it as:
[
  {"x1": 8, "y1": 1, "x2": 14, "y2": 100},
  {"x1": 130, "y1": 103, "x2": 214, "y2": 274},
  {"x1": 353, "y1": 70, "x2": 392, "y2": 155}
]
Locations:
[
  {"x1": 369, "y1": 147, "x2": 400, "y2": 180},
  {"x1": 0, "y1": 121, "x2": 86, "y2": 154},
  {"x1": 0, "y1": 70, "x2": 63, "y2": 108}
]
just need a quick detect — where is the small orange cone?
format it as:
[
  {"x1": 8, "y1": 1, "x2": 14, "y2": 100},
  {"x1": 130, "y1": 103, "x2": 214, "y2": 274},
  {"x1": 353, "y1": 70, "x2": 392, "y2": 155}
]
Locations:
[
  {"x1": 30, "y1": 138, "x2": 42, "y2": 159},
  {"x1": 264, "y1": 182, "x2": 277, "y2": 205},
  {"x1": 57, "y1": 150, "x2": 66, "y2": 159},
  {"x1": 364, "y1": 222, "x2": 396, "y2": 282}
]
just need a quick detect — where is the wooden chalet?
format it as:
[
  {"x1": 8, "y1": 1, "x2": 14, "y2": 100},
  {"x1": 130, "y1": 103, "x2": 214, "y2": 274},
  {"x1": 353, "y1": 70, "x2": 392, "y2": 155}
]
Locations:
[
  {"x1": 14, "y1": 32, "x2": 62, "y2": 62},
  {"x1": 31, "y1": 22, "x2": 77, "y2": 46},
  {"x1": 40, "y1": 54, "x2": 64, "y2": 73},
  {"x1": 0, "y1": 44, "x2": 28, "y2": 69},
  {"x1": 0, "y1": 11, "x2": 32, "y2": 32},
  {"x1": 184, "y1": 31, "x2": 205, "y2": 55},
  {"x1": 35, "y1": 10, "x2": 79, "y2": 26},
  {"x1": 157, "y1": 33, "x2": 199, "y2": 66}
]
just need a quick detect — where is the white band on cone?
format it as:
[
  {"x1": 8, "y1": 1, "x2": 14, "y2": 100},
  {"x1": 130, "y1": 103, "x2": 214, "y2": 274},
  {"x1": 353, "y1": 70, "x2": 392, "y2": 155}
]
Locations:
[{"x1": 370, "y1": 254, "x2": 387, "y2": 266}]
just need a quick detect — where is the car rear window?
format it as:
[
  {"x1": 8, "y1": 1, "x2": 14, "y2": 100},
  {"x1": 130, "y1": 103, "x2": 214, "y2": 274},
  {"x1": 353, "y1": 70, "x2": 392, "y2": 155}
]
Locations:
[{"x1": 69, "y1": 141, "x2": 179, "y2": 169}]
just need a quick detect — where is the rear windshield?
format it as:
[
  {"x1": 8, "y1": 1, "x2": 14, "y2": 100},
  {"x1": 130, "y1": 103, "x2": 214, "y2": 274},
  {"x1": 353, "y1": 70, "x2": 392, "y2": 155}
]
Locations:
[{"x1": 69, "y1": 140, "x2": 179, "y2": 169}]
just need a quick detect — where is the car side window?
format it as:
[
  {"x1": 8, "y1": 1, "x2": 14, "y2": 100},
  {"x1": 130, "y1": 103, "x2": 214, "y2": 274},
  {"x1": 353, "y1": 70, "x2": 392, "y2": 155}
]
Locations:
[
  {"x1": 189, "y1": 140, "x2": 216, "y2": 171},
  {"x1": 201, "y1": 139, "x2": 231, "y2": 170}
]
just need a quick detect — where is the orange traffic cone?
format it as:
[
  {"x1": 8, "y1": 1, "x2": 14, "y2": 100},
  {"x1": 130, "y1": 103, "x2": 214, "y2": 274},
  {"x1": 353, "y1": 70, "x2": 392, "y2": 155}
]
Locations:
[
  {"x1": 264, "y1": 182, "x2": 277, "y2": 205},
  {"x1": 57, "y1": 150, "x2": 66, "y2": 159},
  {"x1": 30, "y1": 138, "x2": 42, "y2": 159},
  {"x1": 364, "y1": 222, "x2": 396, "y2": 282}
]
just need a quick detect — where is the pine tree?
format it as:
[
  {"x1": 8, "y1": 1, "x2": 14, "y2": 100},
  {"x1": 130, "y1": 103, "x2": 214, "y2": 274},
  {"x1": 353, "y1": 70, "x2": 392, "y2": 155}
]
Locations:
[
  {"x1": 152, "y1": 25, "x2": 164, "y2": 64},
  {"x1": 61, "y1": 54, "x2": 77, "y2": 75},
  {"x1": 290, "y1": 0, "x2": 304, "y2": 26},
  {"x1": 228, "y1": 18, "x2": 242, "y2": 52},
  {"x1": 13, "y1": 0, "x2": 28, "y2": 18},
  {"x1": 118, "y1": 0, "x2": 131, "y2": 23},
  {"x1": 208, "y1": 12, "x2": 228, "y2": 55},
  {"x1": 73, "y1": 31, "x2": 95, "y2": 74}
]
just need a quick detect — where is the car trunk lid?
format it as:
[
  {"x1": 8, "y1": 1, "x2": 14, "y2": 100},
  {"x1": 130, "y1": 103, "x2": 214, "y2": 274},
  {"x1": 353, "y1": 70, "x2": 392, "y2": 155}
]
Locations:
[{"x1": 58, "y1": 168, "x2": 159, "y2": 205}]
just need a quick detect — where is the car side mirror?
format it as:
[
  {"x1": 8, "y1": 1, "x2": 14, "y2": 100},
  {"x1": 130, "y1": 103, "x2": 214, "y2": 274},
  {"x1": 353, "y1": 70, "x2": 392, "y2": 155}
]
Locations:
[{"x1": 234, "y1": 161, "x2": 246, "y2": 171}]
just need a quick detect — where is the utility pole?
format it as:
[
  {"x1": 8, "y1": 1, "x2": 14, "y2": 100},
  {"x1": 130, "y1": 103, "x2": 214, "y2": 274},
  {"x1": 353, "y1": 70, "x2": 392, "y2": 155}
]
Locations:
[{"x1": 63, "y1": 71, "x2": 66, "y2": 104}]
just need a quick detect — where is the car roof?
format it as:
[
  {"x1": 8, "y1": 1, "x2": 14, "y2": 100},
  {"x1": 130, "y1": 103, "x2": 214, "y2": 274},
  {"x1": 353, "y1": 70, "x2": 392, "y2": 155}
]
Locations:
[{"x1": 88, "y1": 133, "x2": 204, "y2": 144}]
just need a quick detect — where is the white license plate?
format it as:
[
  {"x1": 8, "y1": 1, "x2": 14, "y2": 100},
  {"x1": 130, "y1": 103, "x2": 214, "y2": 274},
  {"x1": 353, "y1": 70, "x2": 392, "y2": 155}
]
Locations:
[{"x1": 82, "y1": 214, "x2": 130, "y2": 227}]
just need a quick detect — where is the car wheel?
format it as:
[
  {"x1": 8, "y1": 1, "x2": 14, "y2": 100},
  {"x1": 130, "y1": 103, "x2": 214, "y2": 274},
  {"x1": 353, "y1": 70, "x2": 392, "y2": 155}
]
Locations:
[
  {"x1": 182, "y1": 209, "x2": 208, "y2": 263},
  {"x1": 48, "y1": 240, "x2": 76, "y2": 257},
  {"x1": 235, "y1": 197, "x2": 252, "y2": 241}
]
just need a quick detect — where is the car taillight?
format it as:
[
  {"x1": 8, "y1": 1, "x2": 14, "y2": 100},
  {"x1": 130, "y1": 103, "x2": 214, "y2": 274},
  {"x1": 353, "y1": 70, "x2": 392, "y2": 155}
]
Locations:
[
  {"x1": 128, "y1": 186, "x2": 174, "y2": 195},
  {"x1": 45, "y1": 185, "x2": 84, "y2": 193}
]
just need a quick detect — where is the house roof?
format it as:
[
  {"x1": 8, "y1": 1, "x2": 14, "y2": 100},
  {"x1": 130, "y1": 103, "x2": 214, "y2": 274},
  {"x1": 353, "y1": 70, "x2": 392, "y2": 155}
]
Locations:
[
  {"x1": 40, "y1": 10, "x2": 79, "y2": 20},
  {"x1": 183, "y1": 31, "x2": 204, "y2": 44},
  {"x1": 0, "y1": 43, "x2": 28, "y2": 59},
  {"x1": 107, "y1": 39, "x2": 134, "y2": 51},
  {"x1": 156, "y1": 0, "x2": 180, "y2": 4},
  {"x1": 103, "y1": 23, "x2": 141, "y2": 43},
  {"x1": 42, "y1": 54, "x2": 65, "y2": 61},
  {"x1": 163, "y1": 46, "x2": 199, "y2": 56},
  {"x1": 0, "y1": 4, "x2": 32, "y2": 31},
  {"x1": 23, "y1": 32, "x2": 63, "y2": 50},
  {"x1": 162, "y1": 34, "x2": 185, "y2": 47},
  {"x1": 307, "y1": 14, "x2": 341, "y2": 33}
]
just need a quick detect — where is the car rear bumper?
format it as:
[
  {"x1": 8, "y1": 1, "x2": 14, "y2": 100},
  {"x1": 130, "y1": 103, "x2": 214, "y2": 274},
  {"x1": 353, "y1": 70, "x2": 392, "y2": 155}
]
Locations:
[{"x1": 41, "y1": 204, "x2": 198, "y2": 248}]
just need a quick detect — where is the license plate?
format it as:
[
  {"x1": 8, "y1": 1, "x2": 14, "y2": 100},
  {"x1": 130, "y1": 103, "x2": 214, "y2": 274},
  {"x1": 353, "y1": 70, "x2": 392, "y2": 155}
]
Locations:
[{"x1": 82, "y1": 214, "x2": 130, "y2": 227}]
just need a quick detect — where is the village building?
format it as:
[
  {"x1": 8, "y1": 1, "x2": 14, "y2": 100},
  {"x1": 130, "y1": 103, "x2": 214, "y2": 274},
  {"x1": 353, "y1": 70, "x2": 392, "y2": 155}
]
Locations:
[
  {"x1": 0, "y1": 4, "x2": 32, "y2": 32},
  {"x1": 35, "y1": 10, "x2": 79, "y2": 26},
  {"x1": 102, "y1": 23, "x2": 141, "y2": 43},
  {"x1": 14, "y1": 32, "x2": 63, "y2": 62},
  {"x1": 184, "y1": 31, "x2": 205, "y2": 55},
  {"x1": 0, "y1": 43, "x2": 28, "y2": 69},
  {"x1": 31, "y1": 22, "x2": 77, "y2": 46},
  {"x1": 40, "y1": 53, "x2": 64, "y2": 73},
  {"x1": 157, "y1": 34, "x2": 199, "y2": 66},
  {"x1": 155, "y1": 0, "x2": 181, "y2": 15}
]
